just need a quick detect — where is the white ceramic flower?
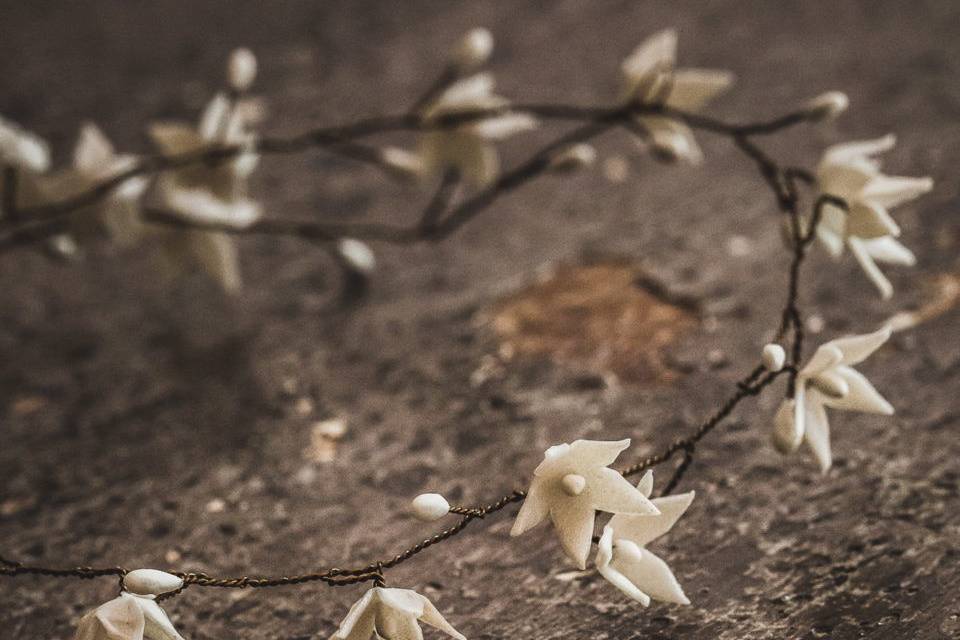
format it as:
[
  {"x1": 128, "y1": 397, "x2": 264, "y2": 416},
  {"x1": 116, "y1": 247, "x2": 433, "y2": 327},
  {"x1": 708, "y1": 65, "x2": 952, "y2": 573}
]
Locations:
[
  {"x1": 331, "y1": 587, "x2": 465, "y2": 640},
  {"x1": 147, "y1": 88, "x2": 261, "y2": 292},
  {"x1": 620, "y1": 29, "x2": 734, "y2": 164},
  {"x1": 511, "y1": 439, "x2": 659, "y2": 569},
  {"x1": 75, "y1": 594, "x2": 184, "y2": 640},
  {"x1": 773, "y1": 327, "x2": 894, "y2": 472},
  {"x1": 595, "y1": 471, "x2": 693, "y2": 606},
  {"x1": 815, "y1": 135, "x2": 933, "y2": 299},
  {"x1": 418, "y1": 72, "x2": 537, "y2": 187}
]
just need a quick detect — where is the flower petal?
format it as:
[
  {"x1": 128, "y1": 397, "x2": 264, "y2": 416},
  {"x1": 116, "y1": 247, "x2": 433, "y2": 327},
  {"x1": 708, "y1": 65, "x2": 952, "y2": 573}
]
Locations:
[
  {"x1": 772, "y1": 397, "x2": 805, "y2": 455},
  {"x1": 468, "y1": 113, "x2": 538, "y2": 140},
  {"x1": 848, "y1": 237, "x2": 893, "y2": 299},
  {"x1": 199, "y1": 93, "x2": 232, "y2": 141},
  {"x1": 76, "y1": 595, "x2": 145, "y2": 640},
  {"x1": 665, "y1": 69, "x2": 734, "y2": 112},
  {"x1": 824, "y1": 366, "x2": 894, "y2": 414},
  {"x1": 376, "y1": 611, "x2": 424, "y2": 640},
  {"x1": 595, "y1": 526, "x2": 651, "y2": 606},
  {"x1": 136, "y1": 597, "x2": 185, "y2": 640},
  {"x1": 189, "y1": 230, "x2": 242, "y2": 293},
  {"x1": 638, "y1": 116, "x2": 703, "y2": 165},
  {"x1": 418, "y1": 597, "x2": 467, "y2": 640},
  {"x1": 636, "y1": 470, "x2": 654, "y2": 499},
  {"x1": 148, "y1": 122, "x2": 204, "y2": 156},
  {"x1": 861, "y1": 237, "x2": 916, "y2": 266},
  {"x1": 861, "y1": 175, "x2": 933, "y2": 208},
  {"x1": 800, "y1": 344, "x2": 844, "y2": 378},
  {"x1": 829, "y1": 327, "x2": 891, "y2": 366},
  {"x1": 589, "y1": 468, "x2": 660, "y2": 516},
  {"x1": 333, "y1": 589, "x2": 377, "y2": 640},
  {"x1": 846, "y1": 201, "x2": 899, "y2": 239},
  {"x1": 823, "y1": 135, "x2": 896, "y2": 167},
  {"x1": 608, "y1": 491, "x2": 693, "y2": 547},
  {"x1": 802, "y1": 390, "x2": 832, "y2": 473},
  {"x1": 510, "y1": 480, "x2": 550, "y2": 536},
  {"x1": 613, "y1": 547, "x2": 689, "y2": 605},
  {"x1": 74, "y1": 122, "x2": 116, "y2": 176},
  {"x1": 551, "y1": 498, "x2": 597, "y2": 569},
  {"x1": 569, "y1": 439, "x2": 631, "y2": 469},
  {"x1": 621, "y1": 29, "x2": 677, "y2": 88}
]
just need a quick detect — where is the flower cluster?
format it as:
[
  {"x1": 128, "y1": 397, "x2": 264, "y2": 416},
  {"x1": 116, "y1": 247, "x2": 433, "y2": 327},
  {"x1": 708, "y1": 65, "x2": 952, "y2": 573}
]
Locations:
[{"x1": 0, "y1": 25, "x2": 936, "y2": 640}]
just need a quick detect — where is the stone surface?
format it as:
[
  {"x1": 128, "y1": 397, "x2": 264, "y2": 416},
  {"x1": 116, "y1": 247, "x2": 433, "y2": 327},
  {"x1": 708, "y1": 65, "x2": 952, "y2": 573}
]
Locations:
[{"x1": 1, "y1": 2, "x2": 958, "y2": 639}]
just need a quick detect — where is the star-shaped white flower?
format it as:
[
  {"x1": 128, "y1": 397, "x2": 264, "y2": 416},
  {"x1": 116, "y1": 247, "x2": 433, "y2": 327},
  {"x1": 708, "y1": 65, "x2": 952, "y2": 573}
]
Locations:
[
  {"x1": 331, "y1": 587, "x2": 465, "y2": 640},
  {"x1": 148, "y1": 90, "x2": 262, "y2": 292},
  {"x1": 75, "y1": 593, "x2": 184, "y2": 640},
  {"x1": 418, "y1": 72, "x2": 537, "y2": 187},
  {"x1": 773, "y1": 327, "x2": 894, "y2": 472},
  {"x1": 620, "y1": 29, "x2": 734, "y2": 164},
  {"x1": 511, "y1": 439, "x2": 659, "y2": 569},
  {"x1": 595, "y1": 470, "x2": 694, "y2": 606},
  {"x1": 815, "y1": 135, "x2": 933, "y2": 299}
]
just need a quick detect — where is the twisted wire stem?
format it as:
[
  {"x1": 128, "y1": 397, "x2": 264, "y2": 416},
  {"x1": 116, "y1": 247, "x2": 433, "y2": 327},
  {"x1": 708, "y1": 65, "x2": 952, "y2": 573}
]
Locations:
[{"x1": 1, "y1": 70, "x2": 836, "y2": 598}]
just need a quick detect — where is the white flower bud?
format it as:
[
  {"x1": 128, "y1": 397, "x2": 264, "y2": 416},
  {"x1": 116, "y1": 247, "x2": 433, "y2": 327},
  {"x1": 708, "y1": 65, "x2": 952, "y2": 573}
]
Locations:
[
  {"x1": 452, "y1": 28, "x2": 494, "y2": 72},
  {"x1": 550, "y1": 143, "x2": 598, "y2": 173},
  {"x1": 228, "y1": 48, "x2": 258, "y2": 92},
  {"x1": 560, "y1": 473, "x2": 586, "y2": 496},
  {"x1": 412, "y1": 493, "x2": 450, "y2": 521},
  {"x1": 761, "y1": 343, "x2": 786, "y2": 372},
  {"x1": 124, "y1": 569, "x2": 184, "y2": 597},
  {"x1": 772, "y1": 399, "x2": 803, "y2": 454},
  {"x1": 337, "y1": 238, "x2": 376, "y2": 274},
  {"x1": 804, "y1": 91, "x2": 848, "y2": 122}
]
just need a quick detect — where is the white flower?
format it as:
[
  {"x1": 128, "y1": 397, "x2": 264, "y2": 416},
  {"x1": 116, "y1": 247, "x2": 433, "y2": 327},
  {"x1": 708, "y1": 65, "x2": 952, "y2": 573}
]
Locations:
[
  {"x1": 148, "y1": 92, "x2": 262, "y2": 292},
  {"x1": 620, "y1": 29, "x2": 734, "y2": 164},
  {"x1": 511, "y1": 439, "x2": 659, "y2": 569},
  {"x1": 419, "y1": 73, "x2": 537, "y2": 187},
  {"x1": 773, "y1": 328, "x2": 894, "y2": 472},
  {"x1": 815, "y1": 135, "x2": 933, "y2": 299},
  {"x1": 75, "y1": 593, "x2": 184, "y2": 640},
  {"x1": 40, "y1": 123, "x2": 149, "y2": 246},
  {"x1": 595, "y1": 471, "x2": 693, "y2": 606},
  {"x1": 0, "y1": 114, "x2": 50, "y2": 172},
  {"x1": 331, "y1": 587, "x2": 465, "y2": 640}
]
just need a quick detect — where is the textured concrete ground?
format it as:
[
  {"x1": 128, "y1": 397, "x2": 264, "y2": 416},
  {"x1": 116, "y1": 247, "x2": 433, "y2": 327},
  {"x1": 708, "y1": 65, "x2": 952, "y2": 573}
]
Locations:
[{"x1": 1, "y1": 1, "x2": 959, "y2": 639}]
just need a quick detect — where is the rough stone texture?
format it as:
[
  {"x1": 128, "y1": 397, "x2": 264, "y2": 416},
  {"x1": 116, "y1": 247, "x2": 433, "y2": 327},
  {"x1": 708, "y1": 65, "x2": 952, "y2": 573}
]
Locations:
[{"x1": 1, "y1": 2, "x2": 958, "y2": 639}]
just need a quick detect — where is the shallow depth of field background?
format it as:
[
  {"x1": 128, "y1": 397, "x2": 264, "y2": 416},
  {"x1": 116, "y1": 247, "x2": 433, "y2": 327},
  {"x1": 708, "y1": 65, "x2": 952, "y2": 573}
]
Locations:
[{"x1": 1, "y1": 2, "x2": 958, "y2": 639}]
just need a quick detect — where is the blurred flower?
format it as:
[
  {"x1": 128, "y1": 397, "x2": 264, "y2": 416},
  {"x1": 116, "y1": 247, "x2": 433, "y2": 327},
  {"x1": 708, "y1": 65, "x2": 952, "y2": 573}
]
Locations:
[
  {"x1": 814, "y1": 135, "x2": 933, "y2": 298},
  {"x1": 418, "y1": 72, "x2": 537, "y2": 187},
  {"x1": 620, "y1": 29, "x2": 734, "y2": 164},
  {"x1": 773, "y1": 327, "x2": 893, "y2": 472},
  {"x1": 148, "y1": 81, "x2": 262, "y2": 292}
]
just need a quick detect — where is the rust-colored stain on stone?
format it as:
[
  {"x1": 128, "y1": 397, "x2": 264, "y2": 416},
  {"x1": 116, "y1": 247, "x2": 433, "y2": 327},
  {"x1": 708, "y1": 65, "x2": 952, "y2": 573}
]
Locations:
[{"x1": 487, "y1": 262, "x2": 697, "y2": 383}]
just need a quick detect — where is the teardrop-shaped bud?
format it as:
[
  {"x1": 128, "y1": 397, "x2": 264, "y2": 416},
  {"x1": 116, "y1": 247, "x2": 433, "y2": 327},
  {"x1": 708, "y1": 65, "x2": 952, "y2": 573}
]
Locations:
[
  {"x1": 804, "y1": 91, "x2": 849, "y2": 122},
  {"x1": 228, "y1": 48, "x2": 258, "y2": 92},
  {"x1": 560, "y1": 473, "x2": 587, "y2": 496},
  {"x1": 412, "y1": 493, "x2": 450, "y2": 521},
  {"x1": 761, "y1": 343, "x2": 786, "y2": 372},
  {"x1": 452, "y1": 28, "x2": 494, "y2": 72},
  {"x1": 124, "y1": 569, "x2": 184, "y2": 597}
]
